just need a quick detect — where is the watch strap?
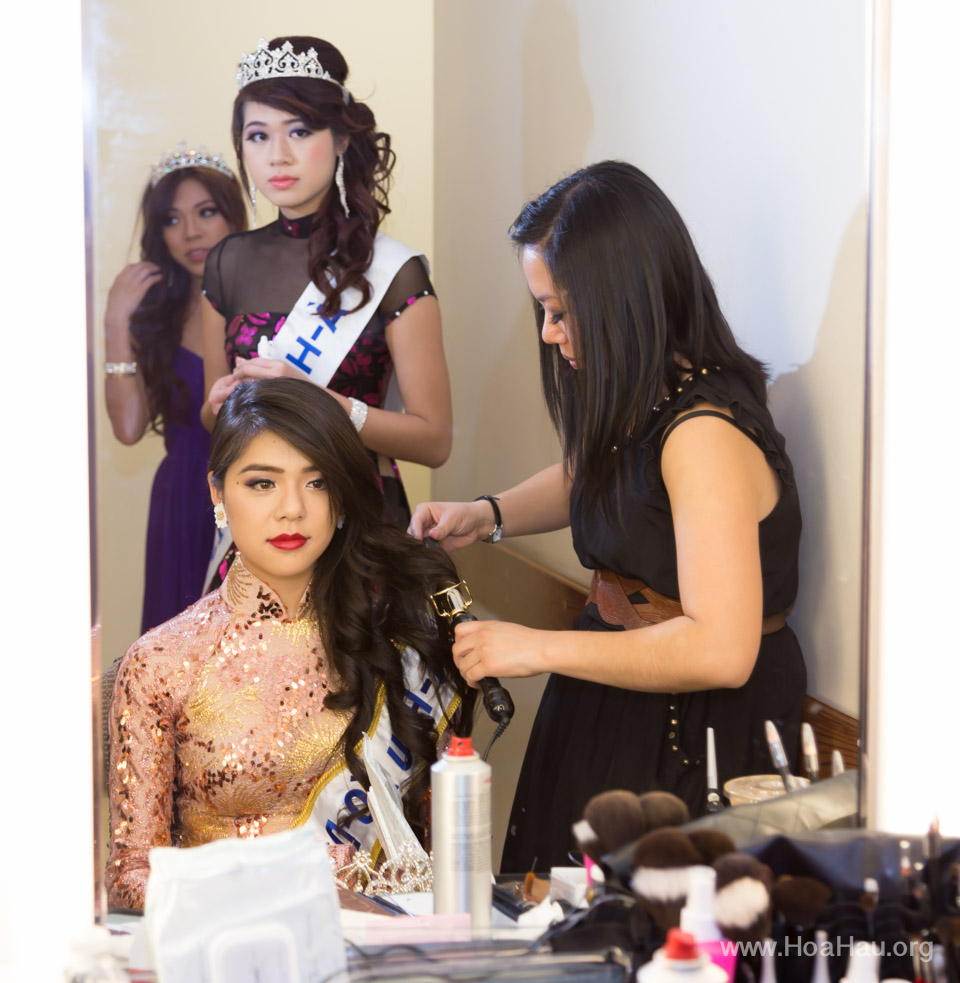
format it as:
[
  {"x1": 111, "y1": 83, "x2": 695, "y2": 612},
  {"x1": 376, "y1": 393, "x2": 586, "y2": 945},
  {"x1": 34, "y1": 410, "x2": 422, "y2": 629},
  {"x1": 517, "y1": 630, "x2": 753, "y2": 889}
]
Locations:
[{"x1": 474, "y1": 495, "x2": 502, "y2": 543}]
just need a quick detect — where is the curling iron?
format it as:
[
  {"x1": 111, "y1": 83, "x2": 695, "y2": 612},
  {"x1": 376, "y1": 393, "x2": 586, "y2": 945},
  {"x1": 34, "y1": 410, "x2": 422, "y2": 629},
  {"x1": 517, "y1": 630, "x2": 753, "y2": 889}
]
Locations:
[{"x1": 431, "y1": 579, "x2": 515, "y2": 759}]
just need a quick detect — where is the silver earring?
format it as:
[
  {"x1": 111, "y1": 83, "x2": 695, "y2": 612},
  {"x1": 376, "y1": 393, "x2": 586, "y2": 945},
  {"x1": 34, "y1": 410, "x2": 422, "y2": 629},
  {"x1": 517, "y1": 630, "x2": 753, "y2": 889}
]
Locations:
[
  {"x1": 336, "y1": 513, "x2": 345, "y2": 530},
  {"x1": 214, "y1": 502, "x2": 228, "y2": 530},
  {"x1": 249, "y1": 185, "x2": 257, "y2": 228},
  {"x1": 335, "y1": 154, "x2": 350, "y2": 218}
]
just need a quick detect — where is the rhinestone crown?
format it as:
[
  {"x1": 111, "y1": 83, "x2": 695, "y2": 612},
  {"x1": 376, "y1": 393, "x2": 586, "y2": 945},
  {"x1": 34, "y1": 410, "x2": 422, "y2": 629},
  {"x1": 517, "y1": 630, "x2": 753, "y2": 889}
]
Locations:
[
  {"x1": 237, "y1": 38, "x2": 351, "y2": 102},
  {"x1": 150, "y1": 143, "x2": 235, "y2": 188}
]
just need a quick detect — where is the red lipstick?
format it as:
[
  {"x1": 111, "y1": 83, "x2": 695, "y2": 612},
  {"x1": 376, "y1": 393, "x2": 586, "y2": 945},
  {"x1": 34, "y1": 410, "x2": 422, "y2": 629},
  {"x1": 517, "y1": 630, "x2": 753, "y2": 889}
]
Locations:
[
  {"x1": 269, "y1": 533, "x2": 307, "y2": 550},
  {"x1": 269, "y1": 175, "x2": 297, "y2": 189}
]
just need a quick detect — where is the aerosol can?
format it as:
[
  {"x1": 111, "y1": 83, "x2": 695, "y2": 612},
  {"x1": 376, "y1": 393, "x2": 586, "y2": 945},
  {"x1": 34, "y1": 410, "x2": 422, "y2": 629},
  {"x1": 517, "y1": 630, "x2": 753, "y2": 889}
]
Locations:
[{"x1": 431, "y1": 736, "x2": 492, "y2": 931}]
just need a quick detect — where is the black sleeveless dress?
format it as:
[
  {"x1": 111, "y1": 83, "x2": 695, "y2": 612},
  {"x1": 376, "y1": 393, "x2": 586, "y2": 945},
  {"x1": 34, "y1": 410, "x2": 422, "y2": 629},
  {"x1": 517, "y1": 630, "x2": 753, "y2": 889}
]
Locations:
[{"x1": 500, "y1": 367, "x2": 806, "y2": 873}]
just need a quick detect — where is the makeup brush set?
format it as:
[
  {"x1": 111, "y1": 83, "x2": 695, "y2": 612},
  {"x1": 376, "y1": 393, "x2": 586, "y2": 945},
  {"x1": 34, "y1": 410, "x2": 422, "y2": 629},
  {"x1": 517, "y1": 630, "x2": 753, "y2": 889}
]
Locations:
[{"x1": 562, "y1": 789, "x2": 959, "y2": 983}]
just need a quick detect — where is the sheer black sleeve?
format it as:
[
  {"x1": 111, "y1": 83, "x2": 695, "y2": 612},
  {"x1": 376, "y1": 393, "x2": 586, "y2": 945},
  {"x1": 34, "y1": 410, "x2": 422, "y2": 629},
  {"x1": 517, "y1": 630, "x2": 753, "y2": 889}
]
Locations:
[{"x1": 379, "y1": 256, "x2": 436, "y2": 325}]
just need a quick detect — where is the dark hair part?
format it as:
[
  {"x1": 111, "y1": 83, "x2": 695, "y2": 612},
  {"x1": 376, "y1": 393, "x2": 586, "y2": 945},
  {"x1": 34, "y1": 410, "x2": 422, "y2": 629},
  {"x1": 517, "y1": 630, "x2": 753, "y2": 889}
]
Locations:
[
  {"x1": 131, "y1": 167, "x2": 247, "y2": 433},
  {"x1": 509, "y1": 160, "x2": 768, "y2": 515},
  {"x1": 209, "y1": 378, "x2": 474, "y2": 832},
  {"x1": 232, "y1": 36, "x2": 395, "y2": 319}
]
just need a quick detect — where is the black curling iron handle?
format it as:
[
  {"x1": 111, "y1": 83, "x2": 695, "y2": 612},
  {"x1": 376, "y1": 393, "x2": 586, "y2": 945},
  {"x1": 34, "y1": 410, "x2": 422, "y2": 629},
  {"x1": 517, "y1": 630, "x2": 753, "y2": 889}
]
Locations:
[{"x1": 449, "y1": 610, "x2": 515, "y2": 725}]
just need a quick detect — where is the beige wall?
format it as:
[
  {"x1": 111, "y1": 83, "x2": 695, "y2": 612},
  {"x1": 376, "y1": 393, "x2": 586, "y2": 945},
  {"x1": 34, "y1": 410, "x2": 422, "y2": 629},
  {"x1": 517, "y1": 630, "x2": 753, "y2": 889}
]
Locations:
[
  {"x1": 92, "y1": 1, "x2": 436, "y2": 667},
  {"x1": 433, "y1": 0, "x2": 868, "y2": 716}
]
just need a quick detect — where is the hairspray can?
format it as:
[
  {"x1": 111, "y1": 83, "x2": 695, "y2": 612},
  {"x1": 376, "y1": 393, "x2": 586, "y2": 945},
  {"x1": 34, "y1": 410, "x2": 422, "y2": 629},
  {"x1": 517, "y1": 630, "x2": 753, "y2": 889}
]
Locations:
[{"x1": 431, "y1": 736, "x2": 492, "y2": 931}]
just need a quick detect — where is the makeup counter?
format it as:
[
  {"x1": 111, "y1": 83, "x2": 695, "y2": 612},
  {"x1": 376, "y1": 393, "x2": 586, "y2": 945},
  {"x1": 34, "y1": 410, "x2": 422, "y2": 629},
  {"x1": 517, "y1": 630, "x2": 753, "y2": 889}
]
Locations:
[{"x1": 74, "y1": 769, "x2": 960, "y2": 983}]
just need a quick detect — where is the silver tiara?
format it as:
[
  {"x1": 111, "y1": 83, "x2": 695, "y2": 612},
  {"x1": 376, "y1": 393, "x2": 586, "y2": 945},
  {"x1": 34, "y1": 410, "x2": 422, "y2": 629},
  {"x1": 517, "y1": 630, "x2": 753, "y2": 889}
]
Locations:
[
  {"x1": 150, "y1": 143, "x2": 236, "y2": 188},
  {"x1": 237, "y1": 38, "x2": 351, "y2": 102}
]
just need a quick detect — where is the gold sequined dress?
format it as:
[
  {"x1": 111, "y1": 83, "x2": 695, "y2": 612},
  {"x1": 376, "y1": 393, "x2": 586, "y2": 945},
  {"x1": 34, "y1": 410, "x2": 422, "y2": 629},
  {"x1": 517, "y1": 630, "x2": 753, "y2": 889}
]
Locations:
[{"x1": 108, "y1": 557, "x2": 432, "y2": 910}]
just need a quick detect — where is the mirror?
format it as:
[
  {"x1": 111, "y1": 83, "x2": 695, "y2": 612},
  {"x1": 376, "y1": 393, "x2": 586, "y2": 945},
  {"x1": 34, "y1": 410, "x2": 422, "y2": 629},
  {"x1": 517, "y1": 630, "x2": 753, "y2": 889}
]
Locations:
[{"x1": 89, "y1": 0, "x2": 870, "y2": 905}]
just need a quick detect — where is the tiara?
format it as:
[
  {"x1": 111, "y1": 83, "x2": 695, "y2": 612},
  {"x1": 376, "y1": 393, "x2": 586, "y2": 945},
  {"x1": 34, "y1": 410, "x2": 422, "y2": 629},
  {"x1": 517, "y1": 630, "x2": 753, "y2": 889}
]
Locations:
[
  {"x1": 237, "y1": 38, "x2": 351, "y2": 102},
  {"x1": 150, "y1": 143, "x2": 236, "y2": 188}
]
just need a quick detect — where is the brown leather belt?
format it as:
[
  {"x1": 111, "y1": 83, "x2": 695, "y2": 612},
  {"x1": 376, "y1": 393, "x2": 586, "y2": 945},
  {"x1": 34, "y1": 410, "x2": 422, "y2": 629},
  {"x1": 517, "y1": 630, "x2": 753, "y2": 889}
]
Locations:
[{"x1": 587, "y1": 569, "x2": 789, "y2": 634}]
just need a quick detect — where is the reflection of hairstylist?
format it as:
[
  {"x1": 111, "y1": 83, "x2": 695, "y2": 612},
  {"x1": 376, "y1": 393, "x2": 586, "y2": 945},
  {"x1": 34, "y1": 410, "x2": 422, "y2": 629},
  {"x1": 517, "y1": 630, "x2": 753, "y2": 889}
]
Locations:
[
  {"x1": 409, "y1": 161, "x2": 806, "y2": 872},
  {"x1": 108, "y1": 378, "x2": 471, "y2": 911},
  {"x1": 103, "y1": 149, "x2": 246, "y2": 632},
  {"x1": 201, "y1": 36, "x2": 452, "y2": 590}
]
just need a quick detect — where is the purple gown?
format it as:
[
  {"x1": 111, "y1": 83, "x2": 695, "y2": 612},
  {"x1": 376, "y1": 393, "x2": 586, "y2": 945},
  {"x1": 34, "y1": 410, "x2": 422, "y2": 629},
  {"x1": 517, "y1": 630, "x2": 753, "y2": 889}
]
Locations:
[{"x1": 140, "y1": 347, "x2": 214, "y2": 633}]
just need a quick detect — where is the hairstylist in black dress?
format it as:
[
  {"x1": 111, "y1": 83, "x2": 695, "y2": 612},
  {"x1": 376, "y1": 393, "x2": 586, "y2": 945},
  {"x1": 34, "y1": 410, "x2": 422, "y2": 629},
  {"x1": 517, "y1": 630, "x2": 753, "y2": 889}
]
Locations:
[{"x1": 409, "y1": 161, "x2": 806, "y2": 871}]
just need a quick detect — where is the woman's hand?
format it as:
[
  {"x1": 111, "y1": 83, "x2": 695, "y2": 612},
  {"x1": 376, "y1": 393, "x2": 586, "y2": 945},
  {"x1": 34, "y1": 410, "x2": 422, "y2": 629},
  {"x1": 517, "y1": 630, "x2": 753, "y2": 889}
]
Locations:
[
  {"x1": 207, "y1": 373, "x2": 241, "y2": 417},
  {"x1": 407, "y1": 499, "x2": 495, "y2": 551},
  {"x1": 105, "y1": 262, "x2": 162, "y2": 332},
  {"x1": 452, "y1": 619, "x2": 546, "y2": 686},
  {"x1": 231, "y1": 355, "x2": 301, "y2": 381}
]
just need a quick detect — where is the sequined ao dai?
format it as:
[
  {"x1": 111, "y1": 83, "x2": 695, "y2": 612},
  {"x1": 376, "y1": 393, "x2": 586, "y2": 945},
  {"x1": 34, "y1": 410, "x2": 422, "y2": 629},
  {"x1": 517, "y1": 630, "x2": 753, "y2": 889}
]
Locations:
[{"x1": 108, "y1": 558, "x2": 351, "y2": 910}]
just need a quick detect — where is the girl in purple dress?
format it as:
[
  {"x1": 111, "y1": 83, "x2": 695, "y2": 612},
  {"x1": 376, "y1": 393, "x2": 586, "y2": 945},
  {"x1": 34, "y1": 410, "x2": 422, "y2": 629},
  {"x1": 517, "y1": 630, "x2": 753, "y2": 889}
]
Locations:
[
  {"x1": 200, "y1": 36, "x2": 453, "y2": 589},
  {"x1": 104, "y1": 149, "x2": 247, "y2": 632}
]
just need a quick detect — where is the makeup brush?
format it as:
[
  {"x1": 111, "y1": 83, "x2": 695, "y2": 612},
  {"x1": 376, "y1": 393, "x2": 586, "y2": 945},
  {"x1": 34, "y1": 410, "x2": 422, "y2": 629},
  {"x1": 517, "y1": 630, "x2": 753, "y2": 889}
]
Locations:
[
  {"x1": 706, "y1": 727, "x2": 723, "y2": 812},
  {"x1": 630, "y1": 828, "x2": 702, "y2": 932},
  {"x1": 861, "y1": 877, "x2": 879, "y2": 939},
  {"x1": 764, "y1": 720, "x2": 799, "y2": 792},
  {"x1": 712, "y1": 853, "x2": 774, "y2": 944},
  {"x1": 801, "y1": 723, "x2": 820, "y2": 782},
  {"x1": 573, "y1": 789, "x2": 649, "y2": 863},
  {"x1": 687, "y1": 829, "x2": 737, "y2": 865},
  {"x1": 770, "y1": 875, "x2": 833, "y2": 932},
  {"x1": 636, "y1": 790, "x2": 691, "y2": 831}
]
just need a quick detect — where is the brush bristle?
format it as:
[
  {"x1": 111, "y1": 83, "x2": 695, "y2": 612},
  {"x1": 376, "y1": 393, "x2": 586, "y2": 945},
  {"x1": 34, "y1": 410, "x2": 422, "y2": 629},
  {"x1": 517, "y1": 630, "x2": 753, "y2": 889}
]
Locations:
[
  {"x1": 582, "y1": 789, "x2": 648, "y2": 856},
  {"x1": 688, "y1": 829, "x2": 736, "y2": 864},
  {"x1": 771, "y1": 874, "x2": 833, "y2": 929},
  {"x1": 636, "y1": 791, "x2": 690, "y2": 830}
]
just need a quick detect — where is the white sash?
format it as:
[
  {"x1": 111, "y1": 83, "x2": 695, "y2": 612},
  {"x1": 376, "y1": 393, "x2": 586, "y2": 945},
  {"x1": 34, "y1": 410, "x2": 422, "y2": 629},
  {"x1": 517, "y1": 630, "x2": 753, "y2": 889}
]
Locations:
[
  {"x1": 293, "y1": 646, "x2": 459, "y2": 859},
  {"x1": 264, "y1": 231, "x2": 425, "y2": 386}
]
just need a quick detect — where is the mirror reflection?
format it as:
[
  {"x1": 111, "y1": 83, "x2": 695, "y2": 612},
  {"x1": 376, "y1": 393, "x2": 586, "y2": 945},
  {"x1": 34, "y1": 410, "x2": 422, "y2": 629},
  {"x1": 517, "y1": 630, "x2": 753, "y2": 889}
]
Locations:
[{"x1": 92, "y1": 0, "x2": 869, "y2": 905}]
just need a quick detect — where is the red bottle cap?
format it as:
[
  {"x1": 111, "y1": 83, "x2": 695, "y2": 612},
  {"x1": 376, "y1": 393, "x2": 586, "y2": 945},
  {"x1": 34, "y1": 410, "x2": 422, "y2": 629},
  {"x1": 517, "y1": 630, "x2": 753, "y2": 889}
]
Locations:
[
  {"x1": 663, "y1": 929, "x2": 700, "y2": 962},
  {"x1": 447, "y1": 737, "x2": 474, "y2": 756}
]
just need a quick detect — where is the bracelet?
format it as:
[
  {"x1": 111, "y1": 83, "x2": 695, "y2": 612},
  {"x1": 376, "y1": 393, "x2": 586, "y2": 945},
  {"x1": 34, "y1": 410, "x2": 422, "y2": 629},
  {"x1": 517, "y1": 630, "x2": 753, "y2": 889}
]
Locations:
[
  {"x1": 474, "y1": 495, "x2": 503, "y2": 544},
  {"x1": 348, "y1": 397, "x2": 368, "y2": 433},
  {"x1": 104, "y1": 361, "x2": 137, "y2": 376}
]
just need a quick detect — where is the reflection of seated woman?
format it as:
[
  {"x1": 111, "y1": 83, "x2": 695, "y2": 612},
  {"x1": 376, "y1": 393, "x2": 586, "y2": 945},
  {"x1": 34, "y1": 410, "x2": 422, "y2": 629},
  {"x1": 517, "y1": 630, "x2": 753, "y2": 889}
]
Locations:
[
  {"x1": 104, "y1": 148, "x2": 247, "y2": 632},
  {"x1": 410, "y1": 161, "x2": 806, "y2": 872},
  {"x1": 107, "y1": 378, "x2": 471, "y2": 911}
]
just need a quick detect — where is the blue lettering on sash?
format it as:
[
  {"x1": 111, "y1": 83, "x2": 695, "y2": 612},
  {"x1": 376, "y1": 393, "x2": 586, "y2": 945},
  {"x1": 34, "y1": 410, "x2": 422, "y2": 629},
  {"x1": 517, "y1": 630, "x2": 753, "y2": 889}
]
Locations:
[
  {"x1": 387, "y1": 735, "x2": 412, "y2": 771},
  {"x1": 325, "y1": 818, "x2": 361, "y2": 849},
  {"x1": 420, "y1": 678, "x2": 432, "y2": 695},
  {"x1": 345, "y1": 789, "x2": 373, "y2": 824},
  {"x1": 284, "y1": 309, "x2": 346, "y2": 375},
  {"x1": 285, "y1": 337, "x2": 322, "y2": 375},
  {"x1": 404, "y1": 688, "x2": 433, "y2": 715}
]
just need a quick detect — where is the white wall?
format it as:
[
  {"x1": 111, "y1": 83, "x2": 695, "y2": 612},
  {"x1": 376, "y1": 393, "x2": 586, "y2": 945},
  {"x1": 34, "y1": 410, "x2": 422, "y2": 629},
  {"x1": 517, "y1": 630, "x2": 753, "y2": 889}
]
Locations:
[
  {"x1": 92, "y1": 1, "x2": 437, "y2": 668},
  {"x1": 434, "y1": 0, "x2": 869, "y2": 715}
]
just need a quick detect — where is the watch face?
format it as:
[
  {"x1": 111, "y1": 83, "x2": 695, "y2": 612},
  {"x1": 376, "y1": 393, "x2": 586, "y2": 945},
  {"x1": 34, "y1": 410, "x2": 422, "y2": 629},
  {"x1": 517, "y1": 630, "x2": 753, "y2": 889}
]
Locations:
[{"x1": 490, "y1": 526, "x2": 503, "y2": 544}]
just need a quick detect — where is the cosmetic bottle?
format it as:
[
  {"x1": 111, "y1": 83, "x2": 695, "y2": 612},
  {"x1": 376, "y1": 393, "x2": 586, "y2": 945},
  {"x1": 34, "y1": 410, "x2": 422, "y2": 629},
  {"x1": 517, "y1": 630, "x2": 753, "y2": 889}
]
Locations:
[
  {"x1": 840, "y1": 941, "x2": 881, "y2": 983},
  {"x1": 431, "y1": 736, "x2": 492, "y2": 932},
  {"x1": 638, "y1": 929, "x2": 729, "y2": 983},
  {"x1": 680, "y1": 866, "x2": 738, "y2": 983}
]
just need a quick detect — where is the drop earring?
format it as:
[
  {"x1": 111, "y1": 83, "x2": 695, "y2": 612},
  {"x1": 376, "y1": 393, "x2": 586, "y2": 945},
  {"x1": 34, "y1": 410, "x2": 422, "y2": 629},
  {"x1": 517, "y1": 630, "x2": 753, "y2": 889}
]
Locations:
[
  {"x1": 214, "y1": 502, "x2": 228, "y2": 530},
  {"x1": 249, "y1": 185, "x2": 257, "y2": 228},
  {"x1": 335, "y1": 154, "x2": 350, "y2": 218},
  {"x1": 337, "y1": 514, "x2": 345, "y2": 530}
]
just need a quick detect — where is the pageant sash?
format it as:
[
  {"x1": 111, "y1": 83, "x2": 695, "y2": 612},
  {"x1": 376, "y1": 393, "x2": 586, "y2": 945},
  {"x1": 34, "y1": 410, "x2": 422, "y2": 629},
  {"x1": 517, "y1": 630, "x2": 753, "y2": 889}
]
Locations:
[
  {"x1": 293, "y1": 646, "x2": 460, "y2": 858},
  {"x1": 265, "y1": 232, "x2": 425, "y2": 387}
]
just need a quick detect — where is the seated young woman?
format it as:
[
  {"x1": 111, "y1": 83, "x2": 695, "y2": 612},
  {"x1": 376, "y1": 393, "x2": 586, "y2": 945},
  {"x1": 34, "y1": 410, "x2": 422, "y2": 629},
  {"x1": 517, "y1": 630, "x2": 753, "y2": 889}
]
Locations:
[{"x1": 107, "y1": 377, "x2": 473, "y2": 911}]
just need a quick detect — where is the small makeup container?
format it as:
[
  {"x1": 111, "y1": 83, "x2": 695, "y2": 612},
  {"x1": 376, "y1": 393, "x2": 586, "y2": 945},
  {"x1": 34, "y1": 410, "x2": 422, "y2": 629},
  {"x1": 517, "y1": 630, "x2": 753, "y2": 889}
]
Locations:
[{"x1": 723, "y1": 775, "x2": 810, "y2": 806}]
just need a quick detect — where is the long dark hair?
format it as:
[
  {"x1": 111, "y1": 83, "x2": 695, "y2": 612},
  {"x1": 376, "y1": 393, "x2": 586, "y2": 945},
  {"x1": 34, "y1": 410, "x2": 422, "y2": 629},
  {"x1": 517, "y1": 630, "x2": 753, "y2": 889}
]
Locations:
[
  {"x1": 232, "y1": 36, "x2": 395, "y2": 319},
  {"x1": 208, "y1": 378, "x2": 473, "y2": 830},
  {"x1": 130, "y1": 167, "x2": 247, "y2": 432},
  {"x1": 510, "y1": 160, "x2": 768, "y2": 515}
]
